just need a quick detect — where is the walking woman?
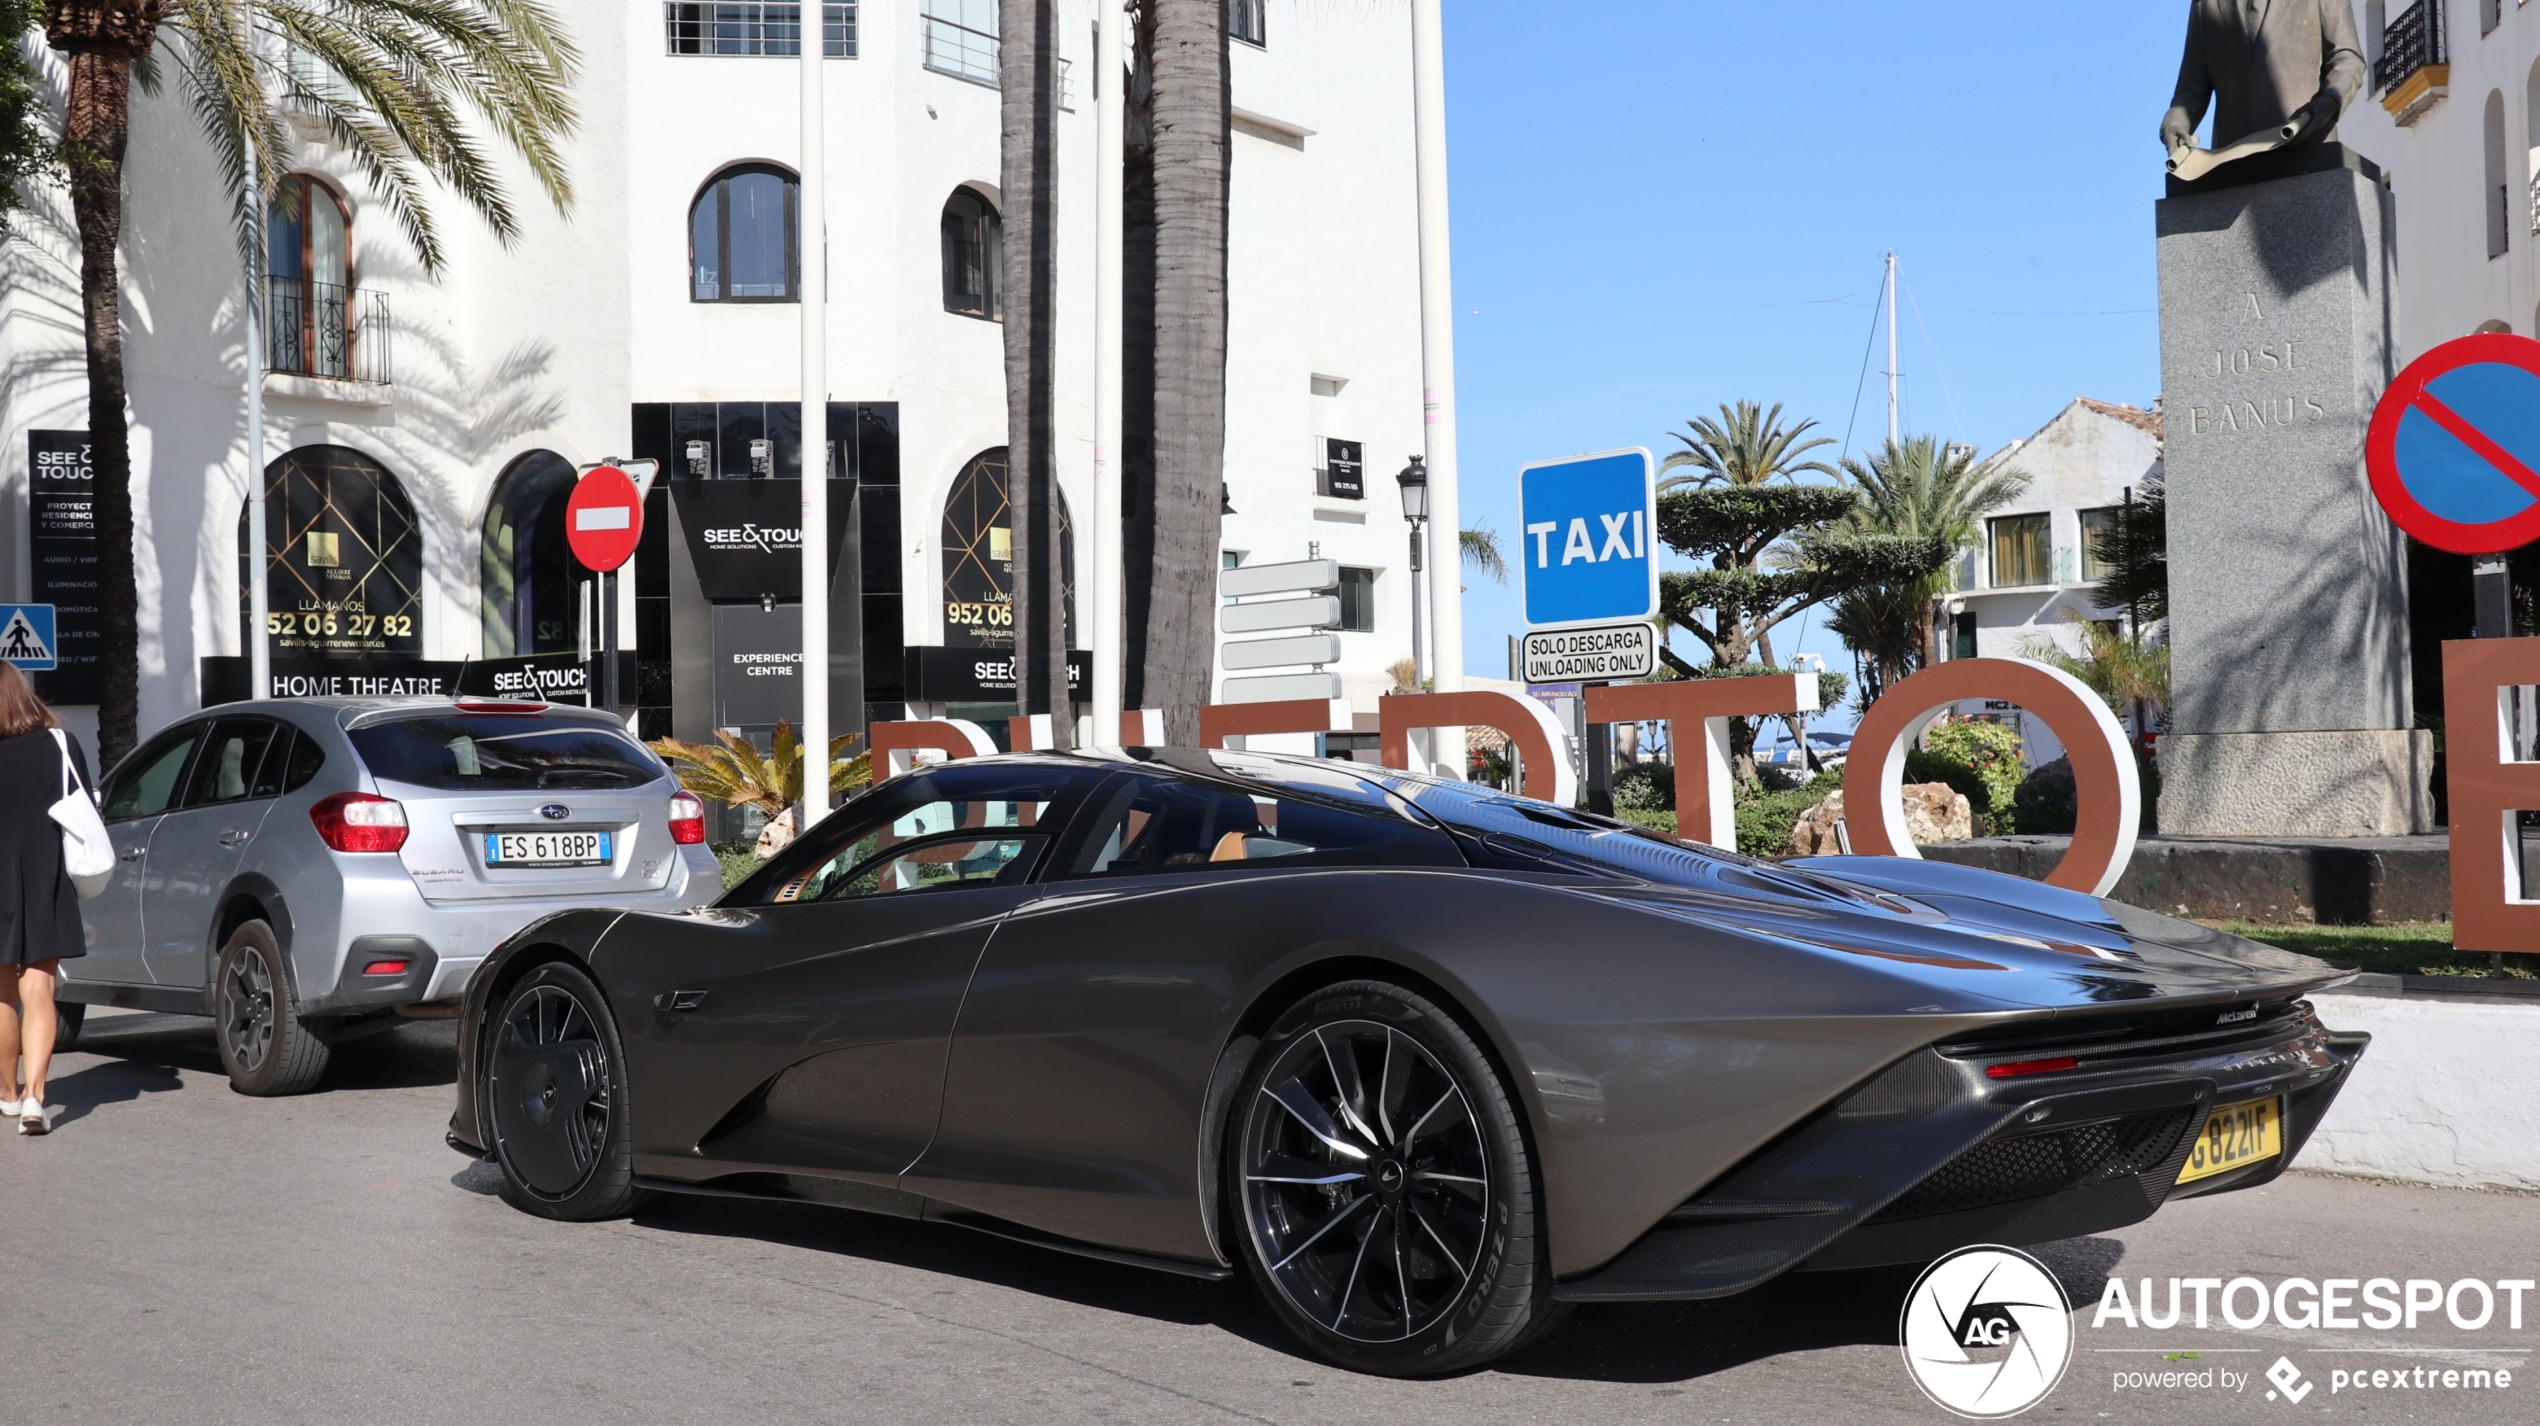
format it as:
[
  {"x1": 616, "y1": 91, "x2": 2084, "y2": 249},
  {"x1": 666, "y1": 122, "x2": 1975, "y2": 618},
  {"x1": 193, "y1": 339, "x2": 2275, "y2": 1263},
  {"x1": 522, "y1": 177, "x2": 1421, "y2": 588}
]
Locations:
[{"x1": 0, "y1": 661, "x2": 92, "y2": 1134}]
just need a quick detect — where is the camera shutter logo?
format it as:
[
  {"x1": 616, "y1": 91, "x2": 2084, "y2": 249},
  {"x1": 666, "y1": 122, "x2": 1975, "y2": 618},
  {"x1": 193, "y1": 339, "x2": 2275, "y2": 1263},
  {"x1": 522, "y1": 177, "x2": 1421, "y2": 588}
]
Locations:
[{"x1": 1900, "y1": 1245, "x2": 2074, "y2": 1418}]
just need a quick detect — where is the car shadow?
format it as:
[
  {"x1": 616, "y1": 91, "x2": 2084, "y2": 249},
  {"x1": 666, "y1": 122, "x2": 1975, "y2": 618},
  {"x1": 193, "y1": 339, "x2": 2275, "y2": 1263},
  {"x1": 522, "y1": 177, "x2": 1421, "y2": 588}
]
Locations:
[
  {"x1": 593, "y1": 1184, "x2": 2128, "y2": 1381},
  {"x1": 626, "y1": 1192, "x2": 1304, "y2": 1356},
  {"x1": 56, "y1": 1009, "x2": 459, "y2": 1098}
]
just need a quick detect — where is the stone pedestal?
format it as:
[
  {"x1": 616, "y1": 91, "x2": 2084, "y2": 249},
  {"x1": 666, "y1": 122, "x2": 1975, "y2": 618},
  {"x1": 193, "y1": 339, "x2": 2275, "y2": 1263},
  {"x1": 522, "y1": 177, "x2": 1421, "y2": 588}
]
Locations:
[{"x1": 2155, "y1": 149, "x2": 2431, "y2": 836}]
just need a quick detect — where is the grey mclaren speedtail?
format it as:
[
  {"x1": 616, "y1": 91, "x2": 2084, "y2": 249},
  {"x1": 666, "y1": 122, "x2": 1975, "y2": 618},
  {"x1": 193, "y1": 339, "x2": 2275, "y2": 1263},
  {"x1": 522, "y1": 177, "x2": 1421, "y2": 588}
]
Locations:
[{"x1": 447, "y1": 747, "x2": 2366, "y2": 1375}]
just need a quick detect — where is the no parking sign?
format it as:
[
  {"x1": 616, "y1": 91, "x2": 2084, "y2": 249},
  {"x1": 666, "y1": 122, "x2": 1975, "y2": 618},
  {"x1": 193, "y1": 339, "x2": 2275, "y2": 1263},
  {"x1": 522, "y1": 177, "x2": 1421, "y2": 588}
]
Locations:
[{"x1": 2367, "y1": 333, "x2": 2540, "y2": 554}]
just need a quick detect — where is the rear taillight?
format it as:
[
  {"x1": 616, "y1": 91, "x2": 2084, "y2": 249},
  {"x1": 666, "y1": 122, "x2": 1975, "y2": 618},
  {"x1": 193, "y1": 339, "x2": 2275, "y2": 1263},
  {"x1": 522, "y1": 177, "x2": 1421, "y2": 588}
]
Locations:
[
  {"x1": 452, "y1": 700, "x2": 545, "y2": 714},
  {"x1": 668, "y1": 791, "x2": 707, "y2": 845},
  {"x1": 1985, "y1": 1055, "x2": 2080, "y2": 1080},
  {"x1": 362, "y1": 959, "x2": 411, "y2": 976},
  {"x1": 311, "y1": 792, "x2": 409, "y2": 853}
]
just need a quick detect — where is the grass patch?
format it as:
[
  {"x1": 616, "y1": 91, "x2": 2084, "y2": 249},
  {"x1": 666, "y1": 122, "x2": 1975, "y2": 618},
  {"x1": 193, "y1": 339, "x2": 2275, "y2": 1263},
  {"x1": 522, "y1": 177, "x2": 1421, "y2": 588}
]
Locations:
[{"x1": 2218, "y1": 922, "x2": 2536, "y2": 979}]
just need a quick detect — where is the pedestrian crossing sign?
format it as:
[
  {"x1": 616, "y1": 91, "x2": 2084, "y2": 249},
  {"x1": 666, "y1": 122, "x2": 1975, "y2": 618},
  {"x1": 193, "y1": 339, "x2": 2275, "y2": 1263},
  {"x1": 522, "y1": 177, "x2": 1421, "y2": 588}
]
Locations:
[{"x1": 0, "y1": 604, "x2": 58, "y2": 670}]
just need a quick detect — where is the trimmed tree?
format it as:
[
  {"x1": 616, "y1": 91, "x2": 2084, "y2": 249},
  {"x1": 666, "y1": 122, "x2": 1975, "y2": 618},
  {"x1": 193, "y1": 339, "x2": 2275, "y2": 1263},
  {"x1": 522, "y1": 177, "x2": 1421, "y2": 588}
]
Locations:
[
  {"x1": 1000, "y1": 0, "x2": 1068, "y2": 744},
  {"x1": 1656, "y1": 483, "x2": 1951, "y2": 783}
]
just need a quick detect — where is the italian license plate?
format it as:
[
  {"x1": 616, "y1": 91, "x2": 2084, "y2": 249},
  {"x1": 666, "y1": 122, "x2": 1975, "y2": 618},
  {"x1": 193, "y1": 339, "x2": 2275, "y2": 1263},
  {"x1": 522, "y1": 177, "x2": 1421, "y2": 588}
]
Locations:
[
  {"x1": 2176, "y1": 1095, "x2": 2282, "y2": 1184},
  {"x1": 484, "y1": 831, "x2": 612, "y2": 868}
]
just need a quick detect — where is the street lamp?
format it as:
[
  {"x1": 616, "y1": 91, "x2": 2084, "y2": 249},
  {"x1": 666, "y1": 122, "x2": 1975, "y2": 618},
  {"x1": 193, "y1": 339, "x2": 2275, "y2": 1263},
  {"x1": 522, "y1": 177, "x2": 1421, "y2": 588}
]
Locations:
[{"x1": 1397, "y1": 455, "x2": 1429, "y2": 688}]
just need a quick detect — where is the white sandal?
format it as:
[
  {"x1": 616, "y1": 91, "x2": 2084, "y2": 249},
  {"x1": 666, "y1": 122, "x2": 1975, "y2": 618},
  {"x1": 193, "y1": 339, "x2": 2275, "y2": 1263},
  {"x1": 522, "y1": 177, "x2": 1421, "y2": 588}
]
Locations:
[
  {"x1": 18, "y1": 1099, "x2": 50, "y2": 1135},
  {"x1": 0, "y1": 1098, "x2": 17, "y2": 1118}
]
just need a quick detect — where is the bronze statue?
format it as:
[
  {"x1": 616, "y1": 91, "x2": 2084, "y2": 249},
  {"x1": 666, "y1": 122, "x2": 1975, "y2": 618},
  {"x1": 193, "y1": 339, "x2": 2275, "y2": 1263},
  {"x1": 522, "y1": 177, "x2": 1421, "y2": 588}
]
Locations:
[{"x1": 2161, "y1": 0, "x2": 2368, "y2": 169}]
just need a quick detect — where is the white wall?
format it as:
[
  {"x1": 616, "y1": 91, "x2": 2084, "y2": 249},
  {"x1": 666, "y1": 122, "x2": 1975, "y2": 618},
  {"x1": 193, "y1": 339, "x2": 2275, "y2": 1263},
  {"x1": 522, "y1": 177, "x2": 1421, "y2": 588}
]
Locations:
[{"x1": 0, "y1": 0, "x2": 1435, "y2": 741}]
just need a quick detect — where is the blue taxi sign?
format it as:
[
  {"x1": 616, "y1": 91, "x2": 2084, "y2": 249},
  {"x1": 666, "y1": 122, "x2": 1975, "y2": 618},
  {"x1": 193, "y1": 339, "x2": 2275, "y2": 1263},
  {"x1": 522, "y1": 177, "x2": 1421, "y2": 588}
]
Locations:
[{"x1": 1518, "y1": 448, "x2": 1658, "y2": 630}]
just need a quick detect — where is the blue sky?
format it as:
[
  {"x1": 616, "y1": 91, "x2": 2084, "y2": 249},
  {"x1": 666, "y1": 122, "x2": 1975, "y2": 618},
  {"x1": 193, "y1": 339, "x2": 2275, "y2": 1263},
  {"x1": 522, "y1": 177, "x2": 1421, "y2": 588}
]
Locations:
[{"x1": 1442, "y1": 1, "x2": 2190, "y2": 723}]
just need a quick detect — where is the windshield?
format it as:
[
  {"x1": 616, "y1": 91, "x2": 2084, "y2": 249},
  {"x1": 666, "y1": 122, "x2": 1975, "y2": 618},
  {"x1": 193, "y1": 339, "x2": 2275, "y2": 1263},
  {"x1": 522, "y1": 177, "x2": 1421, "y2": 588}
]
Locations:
[{"x1": 348, "y1": 714, "x2": 665, "y2": 792}]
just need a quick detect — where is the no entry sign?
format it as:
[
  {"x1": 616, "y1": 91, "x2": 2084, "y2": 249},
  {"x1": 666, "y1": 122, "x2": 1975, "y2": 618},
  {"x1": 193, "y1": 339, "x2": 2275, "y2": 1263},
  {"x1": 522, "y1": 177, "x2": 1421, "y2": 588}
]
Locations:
[
  {"x1": 566, "y1": 464, "x2": 644, "y2": 572},
  {"x1": 2366, "y1": 333, "x2": 2540, "y2": 555}
]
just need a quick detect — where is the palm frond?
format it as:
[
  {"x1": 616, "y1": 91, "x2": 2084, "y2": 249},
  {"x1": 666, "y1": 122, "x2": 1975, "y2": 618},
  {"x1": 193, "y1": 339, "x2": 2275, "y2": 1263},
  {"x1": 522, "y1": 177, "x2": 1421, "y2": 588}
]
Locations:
[{"x1": 1459, "y1": 525, "x2": 1507, "y2": 583}]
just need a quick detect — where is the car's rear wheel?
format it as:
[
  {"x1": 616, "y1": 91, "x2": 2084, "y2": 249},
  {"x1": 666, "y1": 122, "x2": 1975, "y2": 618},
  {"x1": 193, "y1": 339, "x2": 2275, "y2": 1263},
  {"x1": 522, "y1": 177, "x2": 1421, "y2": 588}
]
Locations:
[
  {"x1": 214, "y1": 921, "x2": 334, "y2": 1096},
  {"x1": 1230, "y1": 979, "x2": 1561, "y2": 1375},
  {"x1": 51, "y1": 1002, "x2": 84, "y2": 1054},
  {"x1": 484, "y1": 961, "x2": 643, "y2": 1221}
]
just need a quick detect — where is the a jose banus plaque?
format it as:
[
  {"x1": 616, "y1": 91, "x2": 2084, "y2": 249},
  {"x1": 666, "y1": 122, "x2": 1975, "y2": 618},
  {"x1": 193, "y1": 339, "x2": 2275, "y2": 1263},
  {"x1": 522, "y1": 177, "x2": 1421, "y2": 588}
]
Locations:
[
  {"x1": 238, "y1": 446, "x2": 423, "y2": 658},
  {"x1": 939, "y1": 448, "x2": 1074, "y2": 649}
]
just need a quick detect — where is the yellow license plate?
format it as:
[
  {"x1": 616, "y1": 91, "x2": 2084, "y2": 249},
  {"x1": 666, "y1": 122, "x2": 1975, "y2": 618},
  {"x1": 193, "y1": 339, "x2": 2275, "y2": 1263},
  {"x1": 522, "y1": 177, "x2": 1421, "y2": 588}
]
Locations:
[{"x1": 2177, "y1": 1096, "x2": 2282, "y2": 1184}]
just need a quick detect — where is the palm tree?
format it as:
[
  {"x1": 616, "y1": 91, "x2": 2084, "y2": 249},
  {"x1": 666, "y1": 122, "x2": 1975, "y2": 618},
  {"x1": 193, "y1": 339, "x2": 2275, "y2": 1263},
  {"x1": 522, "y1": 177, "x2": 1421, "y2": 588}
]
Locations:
[
  {"x1": 2023, "y1": 612, "x2": 2169, "y2": 739},
  {"x1": 1460, "y1": 524, "x2": 1506, "y2": 583},
  {"x1": 43, "y1": 0, "x2": 578, "y2": 765},
  {"x1": 1658, "y1": 400, "x2": 1837, "y2": 491},
  {"x1": 1120, "y1": 0, "x2": 1226, "y2": 744},
  {"x1": 1000, "y1": 0, "x2": 1067, "y2": 744},
  {"x1": 1829, "y1": 436, "x2": 2030, "y2": 686}
]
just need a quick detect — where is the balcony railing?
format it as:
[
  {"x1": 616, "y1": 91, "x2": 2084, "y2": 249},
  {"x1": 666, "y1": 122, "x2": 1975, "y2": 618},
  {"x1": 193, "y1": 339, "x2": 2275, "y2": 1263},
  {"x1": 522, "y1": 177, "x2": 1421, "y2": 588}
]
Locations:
[
  {"x1": 2374, "y1": 0, "x2": 2446, "y2": 95},
  {"x1": 921, "y1": 0, "x2": 998, "y2": 86},
  {"x1": 266, "y1": 278, "x2": 390, "y2": 385}
]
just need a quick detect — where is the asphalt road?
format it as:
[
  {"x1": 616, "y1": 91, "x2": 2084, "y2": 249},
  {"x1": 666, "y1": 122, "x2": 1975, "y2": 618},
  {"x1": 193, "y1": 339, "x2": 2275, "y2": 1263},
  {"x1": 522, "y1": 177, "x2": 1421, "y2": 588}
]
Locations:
[{"x1": 4, "y1": 1008, "x2": 2533, "y2": 1426}]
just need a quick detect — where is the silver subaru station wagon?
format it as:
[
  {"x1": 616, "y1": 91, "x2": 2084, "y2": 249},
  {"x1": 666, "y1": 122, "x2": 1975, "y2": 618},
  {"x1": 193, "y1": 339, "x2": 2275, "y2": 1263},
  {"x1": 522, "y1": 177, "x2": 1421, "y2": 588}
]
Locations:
[{"x1": 57, "y1": 698, "x2": 718, "y2": 1094}]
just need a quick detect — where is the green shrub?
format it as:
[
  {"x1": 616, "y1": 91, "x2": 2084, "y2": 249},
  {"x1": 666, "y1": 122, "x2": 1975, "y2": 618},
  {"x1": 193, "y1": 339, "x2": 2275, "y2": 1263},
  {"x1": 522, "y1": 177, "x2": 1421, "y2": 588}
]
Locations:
[
  {"x1": 1612, "y1": 761, "x2": 1676, "y2": 810},
  {"x1": 1612, "y1": 807, "x2": 1678, "y2": 836},
  {"x1": 713, "y1": 840, "x2": 760, "y2": 893},
  {"x1": 1732, "y1": 783, "x2": 1832, "y2": 860},
  {"x1": 1912, "y1": 717, "x2": 2025, "y2": 833}
]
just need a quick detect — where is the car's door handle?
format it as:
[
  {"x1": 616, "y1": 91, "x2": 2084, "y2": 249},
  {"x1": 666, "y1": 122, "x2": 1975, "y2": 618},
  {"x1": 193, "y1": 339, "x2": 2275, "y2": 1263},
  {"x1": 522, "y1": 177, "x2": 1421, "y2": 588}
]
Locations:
[
  {"x1": 653, "y1": 990, "x2": 707, "y2": 1012},
  {"x1": 218, "y1": 829, "x2": 251, "y2": 847},
  {"x1": 120, "y1": 846, "x2": 145, "y2": 862}
]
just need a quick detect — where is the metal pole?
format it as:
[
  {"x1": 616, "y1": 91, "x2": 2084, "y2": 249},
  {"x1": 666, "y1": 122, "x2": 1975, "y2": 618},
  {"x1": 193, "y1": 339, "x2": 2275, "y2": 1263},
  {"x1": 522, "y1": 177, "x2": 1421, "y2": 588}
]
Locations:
[
  {"x1": 799, "y1": 4, "x2": 830, "y2": 824},
  {"x1": 1408, "y1": 520, "x2": 1425, "y2": 689},
  {"x1": 1409, "y1": 0, "x2": 1461, "y2": 698},
  {"x1": 1884, "y1": 250, "x2": 1899, "y2": 449},
  {"x1": 601, "y1": 570, "x2": 619, "y2": 712},
  {"x1": 2473, "y1": 556, "x2": 2513, "y2": 639},
  {"x1": 1585, "y1": 704, "x2": 1612, "y2": 815},
  {"x1": 1091, "y1": 0, "x2": 1125, "y2": 740},
  {"x1": 245, "y1": 140, "x2": 270, "y2": 701}
]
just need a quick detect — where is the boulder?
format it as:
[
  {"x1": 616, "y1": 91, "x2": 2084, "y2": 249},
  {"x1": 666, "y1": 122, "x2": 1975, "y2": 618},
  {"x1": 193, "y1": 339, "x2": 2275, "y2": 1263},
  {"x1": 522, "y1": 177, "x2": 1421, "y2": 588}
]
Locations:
[
  {"x1": 754, "y1": 805, "x2": 798, "y2": 859},
  {"x1": 1785, "y1": 784, "x2": 1973, "y2": 856}
]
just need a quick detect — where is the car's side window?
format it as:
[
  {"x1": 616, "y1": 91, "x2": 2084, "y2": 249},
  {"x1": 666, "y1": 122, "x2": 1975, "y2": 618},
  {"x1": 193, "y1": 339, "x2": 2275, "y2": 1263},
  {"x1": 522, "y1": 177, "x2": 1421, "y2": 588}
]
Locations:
[
  {"x1": 101, "y1": 727, "x2": 199, "y2": 822},
  {"x1": 1058, "y1": 772, "x2": 1464, "y2": 879},
  {"x1": 727, "y1": 763, "x2": 1101, "y2": 906},
  {"x1": 178, "y1": 718, "x2": 285, "y2": 809}
]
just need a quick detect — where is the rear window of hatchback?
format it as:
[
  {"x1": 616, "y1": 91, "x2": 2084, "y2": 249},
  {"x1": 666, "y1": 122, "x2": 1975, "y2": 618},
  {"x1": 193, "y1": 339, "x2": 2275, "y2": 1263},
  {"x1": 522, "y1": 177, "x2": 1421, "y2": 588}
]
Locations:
[{"x1": 348, "y1": 713, "x2": 666, "y2": 791}]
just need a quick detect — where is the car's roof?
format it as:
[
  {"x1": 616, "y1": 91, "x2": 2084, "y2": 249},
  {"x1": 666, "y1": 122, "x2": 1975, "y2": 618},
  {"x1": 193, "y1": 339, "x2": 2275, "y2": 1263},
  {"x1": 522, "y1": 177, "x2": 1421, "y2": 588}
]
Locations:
[{"x1": 171, "y1": 697, "x2": 633, "y2": 733}]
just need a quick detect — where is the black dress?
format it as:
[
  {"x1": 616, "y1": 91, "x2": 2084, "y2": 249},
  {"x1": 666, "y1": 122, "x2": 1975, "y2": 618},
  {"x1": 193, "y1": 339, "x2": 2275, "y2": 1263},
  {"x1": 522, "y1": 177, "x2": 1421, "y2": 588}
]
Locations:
[{"x1": 0, "y1": 727, "x2": 93, "y2": 966}]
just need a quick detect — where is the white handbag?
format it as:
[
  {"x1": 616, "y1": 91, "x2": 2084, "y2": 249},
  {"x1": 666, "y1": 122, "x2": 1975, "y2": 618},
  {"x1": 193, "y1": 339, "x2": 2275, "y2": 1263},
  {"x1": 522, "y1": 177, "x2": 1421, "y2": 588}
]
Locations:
[{"x1": 47, "y1": 727, "x2": 113, "y2": 901}]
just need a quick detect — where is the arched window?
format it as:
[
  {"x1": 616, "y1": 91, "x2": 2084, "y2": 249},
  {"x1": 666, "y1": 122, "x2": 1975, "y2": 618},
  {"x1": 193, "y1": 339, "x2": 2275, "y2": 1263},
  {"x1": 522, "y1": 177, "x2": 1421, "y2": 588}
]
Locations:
[
  {"x1": 480, "y1": 450, "x2": 582, "y2": 658},
  {"x1": 2487, "y1": 90, "x2": 2511, "y2": 259},
  {"x1": 266, "y1": 174, "x2": 357, "y2": 378},
  {"x1": 941, "y1": 187, "x2": 1002, "y2": 320},
  {"x1": 941, "y1": 448, "x2": 1072, "y2": 647},
  {"x1": 238, "y1": 445, "x2": 423, "y2": 659},
  {"x1": 691, "y1": 163, "x2": 800, "y2": 302}
]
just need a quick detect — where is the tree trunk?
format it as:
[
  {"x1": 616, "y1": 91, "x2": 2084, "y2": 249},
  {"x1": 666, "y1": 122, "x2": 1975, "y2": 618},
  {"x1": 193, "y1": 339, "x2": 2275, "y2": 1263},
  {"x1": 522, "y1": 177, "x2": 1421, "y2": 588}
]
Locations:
[
  {"x1": 58, "y1": 39, "x2": 139, "y2": 767},
  {"x1": 999, "y1": 0, "x2": 1068, "y2": 745},
  {"x1": 1121, "y1": 0, "x2": 1226, "y2": 746}
]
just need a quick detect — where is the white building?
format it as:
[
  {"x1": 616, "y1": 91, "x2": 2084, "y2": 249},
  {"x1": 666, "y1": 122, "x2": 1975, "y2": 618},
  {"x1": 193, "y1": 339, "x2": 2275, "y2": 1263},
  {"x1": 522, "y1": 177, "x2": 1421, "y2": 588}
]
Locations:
[
  {"x1": 0, "y1": 1, "x2": 1442, "y2": 786},
  {"x1": 1940, "y1": 397, "x2": 2165, "y2": 768},
  {"x1": 2345, "y1": 0, "x2": 2540, "y2": 351}
]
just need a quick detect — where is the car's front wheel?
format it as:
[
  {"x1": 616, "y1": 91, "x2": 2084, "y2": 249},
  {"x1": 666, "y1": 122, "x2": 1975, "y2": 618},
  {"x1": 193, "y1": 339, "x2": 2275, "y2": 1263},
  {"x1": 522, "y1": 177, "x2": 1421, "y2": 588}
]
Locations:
[
  {"x1": 214, "y1": 921, "x2": 334, "y2": 1096},
  {"x1": 483, "y1": 961, "x2": 643, "y2": 1221},
  {"x1": 1229, "y1": 978, "x2": 1564, "y2": 1375}
]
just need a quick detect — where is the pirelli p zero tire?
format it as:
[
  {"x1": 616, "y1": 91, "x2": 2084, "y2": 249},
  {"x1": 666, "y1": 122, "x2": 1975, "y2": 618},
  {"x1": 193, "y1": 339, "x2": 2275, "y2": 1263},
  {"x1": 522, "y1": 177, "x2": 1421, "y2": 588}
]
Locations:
[
  {"x1": 484, "y1": 961, "x2": 643, "y2": 1222},
  {"x1": 1230, "y1": 978, "x2": 1561, "y2": 1376},
  {"x1": 214, "y1": 921, "x2": 334, "y2": 1097}
]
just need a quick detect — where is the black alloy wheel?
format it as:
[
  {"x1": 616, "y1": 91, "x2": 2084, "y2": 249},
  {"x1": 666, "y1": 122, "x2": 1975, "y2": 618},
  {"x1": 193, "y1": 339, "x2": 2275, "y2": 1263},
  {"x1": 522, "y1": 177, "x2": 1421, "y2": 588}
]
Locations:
[
  {"x1": 1231, "y1": 980, "x2": 1562, "y2": 1375},
  {"x1": 485, "y1": 961, "x2": 642, "y2": 1220},
  {"x1": 213, "y1": 920, "x2": 333, "y2": 1096}
]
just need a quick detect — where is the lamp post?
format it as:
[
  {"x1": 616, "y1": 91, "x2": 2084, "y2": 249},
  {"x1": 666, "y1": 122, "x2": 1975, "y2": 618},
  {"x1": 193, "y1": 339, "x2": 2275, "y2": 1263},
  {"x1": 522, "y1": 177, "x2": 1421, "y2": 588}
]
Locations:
[
  {"x1": 798, "y1": 2, "x2": 829, "y2": 828},
  {"x1": 1397, "y1": 455, "x2": 1429, "y2": 690}
]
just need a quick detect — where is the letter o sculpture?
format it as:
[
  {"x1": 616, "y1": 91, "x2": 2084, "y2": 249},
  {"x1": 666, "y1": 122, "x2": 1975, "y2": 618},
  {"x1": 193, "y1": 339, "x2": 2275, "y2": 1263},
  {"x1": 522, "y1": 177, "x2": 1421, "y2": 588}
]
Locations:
[{"x1": 1844, "y1": 657, "x2": 2141, "y2": 896}]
